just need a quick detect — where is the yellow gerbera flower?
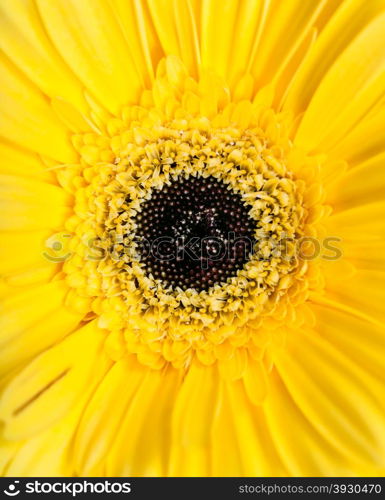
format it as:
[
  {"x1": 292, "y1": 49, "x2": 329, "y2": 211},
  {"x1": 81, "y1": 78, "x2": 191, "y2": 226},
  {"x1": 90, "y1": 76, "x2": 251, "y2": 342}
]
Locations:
[{"x1": 1, "y1": 0, "x2": 385, "y2": 477}]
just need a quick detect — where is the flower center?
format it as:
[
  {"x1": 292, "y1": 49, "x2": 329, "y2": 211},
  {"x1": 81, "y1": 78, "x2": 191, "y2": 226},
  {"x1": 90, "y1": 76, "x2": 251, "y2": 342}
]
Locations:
[
  {"x1": 133, "y1": 175, "x2": 256, "y2": 292},
  {"x1": 63, "y1": 90, "x2": 319, "y2": 370}
]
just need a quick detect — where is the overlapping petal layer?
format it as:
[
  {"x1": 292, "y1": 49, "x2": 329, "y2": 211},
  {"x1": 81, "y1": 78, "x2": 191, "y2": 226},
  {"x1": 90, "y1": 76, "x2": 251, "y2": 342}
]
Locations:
[{"x1": 0, "y1": 0, "x2": 384, "y2": 477}]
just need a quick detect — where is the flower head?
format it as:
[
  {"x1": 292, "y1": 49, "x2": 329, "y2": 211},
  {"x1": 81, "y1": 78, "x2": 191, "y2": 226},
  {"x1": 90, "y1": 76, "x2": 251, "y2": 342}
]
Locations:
[{"x1": 1, "y1": 0, "x2": 385, "y2": 477}]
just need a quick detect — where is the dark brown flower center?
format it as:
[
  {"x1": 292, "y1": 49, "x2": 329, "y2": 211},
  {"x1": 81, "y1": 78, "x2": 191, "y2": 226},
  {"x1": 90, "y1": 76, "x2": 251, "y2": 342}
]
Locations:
[{"x1": 133, "y1": 175, "x2": 256, "y2": 291}]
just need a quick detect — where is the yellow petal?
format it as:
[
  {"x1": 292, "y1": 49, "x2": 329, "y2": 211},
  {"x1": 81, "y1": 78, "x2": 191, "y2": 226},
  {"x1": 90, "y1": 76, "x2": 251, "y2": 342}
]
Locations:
[
  {"x1": 295, "y1": 11, "x2": 385, "y2": 152},
  {"x1": 4, "y1": 407, "x2": 77, "y2": 476},
  {"x1": 0, "y1": 142, "x2": 54, "y2": 182},
  {"x1": 0, "y1": 438, "x2": 21, "y2": 476},
  {"x1": 218, "y1": 347, "x2": 248, "y2": 380},
  {"x1": 169, "y1": 360, "x2": 219, "y2": 475},
  {"x1": 0, "y1": 0, "x2": 88, "y2": 113},
  {"x1": 51, "y1": 98, "x2": 97, "y2": 134},
  {"x1": 228, "y1": 0, "x2": 269, "y2": 86},
  {"x1": 325, "y1": 201, "x2": 385, "y2": 243},
  {"x1": 0, "y1": 174, "x2": 71, "y2": 207},
  {"x1": 274, "y1": 328, "x2": 385, "y2": 468},
  {"x1": 106, "y1": 364, "x2": 181, "y2": 476},
  {"x1": 212, "y1": 380, "x2": 285, "y2": 476},
  {"x1": 75, "y1": 357, "x2": 145, "y2": 474},
  {"x1": 326, "y1": 152, "x2": 385, "y2": 211},
  {"x1": 36, "y1": 0, "x2": 143, "y2": 115},
  {"x1": 0, "y1": 306, "x2": 83, "y2": 378},
  {"x1": 0, "y1": 280, "x2": 71, "y2": 346},
  {"x1": 274, "y1": 27, "x2": 317, "y2": 108},
  {"x1": 0, "y1": 230, "x2": 52, "y2": 275},
  {"x1": 284, "y1": 0, "x2": 385, "y2": 117},
  {"x1": 173, "y1": 0, "x2": 200, "y2": 77},
  {"x1": 200, "y1": 0, "x2": 243, "y2": 79},
  {"x1": 110, "y1": 0, "x2": 161, "y2": 86},
  {"x1": 251, "y1": 0, "x2": 326, "y2": 88},
  {"x1": 0, "y1": 201, "x2": 70, "y2": 232},
  {"x1": 210, "y1": 382, "x2": 243, "y2": 476},
  {"x1": 0, "y1": 175, "x2": 71, "y2": 231},
  {"x1": 242, "y1": 358, "x2": 268, "y2": 405},
  {"x1": 0, "y1": 320, "x2": 110, "y2": 440},
  {"x1": 0, "y1": 278, "x2": 87, "y2": 377},
  {"x1": 0, "y1": 54, "x2": 76, "y2": 162},
  {"x1": 147, "y1": 0, "x2": 194, "y2": 72},
  {"x1": 311, "y1": 303, "x2": 385, "y2": 385},
  {"x1": 328, "y1": 106, "x2": 385, "y2": 165},
  {"x1": 264, "y1": 371, "x2": 362, "y2": 476},
  {"x1": 324, "y1": 269, "x2": 385, "y2": 326},
  {"x1": 339, "y1": 240, "x2": 385, "y2": 272},
  {"x1": 4, "y1": 379, "x2": 112, "y2": 477}
]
